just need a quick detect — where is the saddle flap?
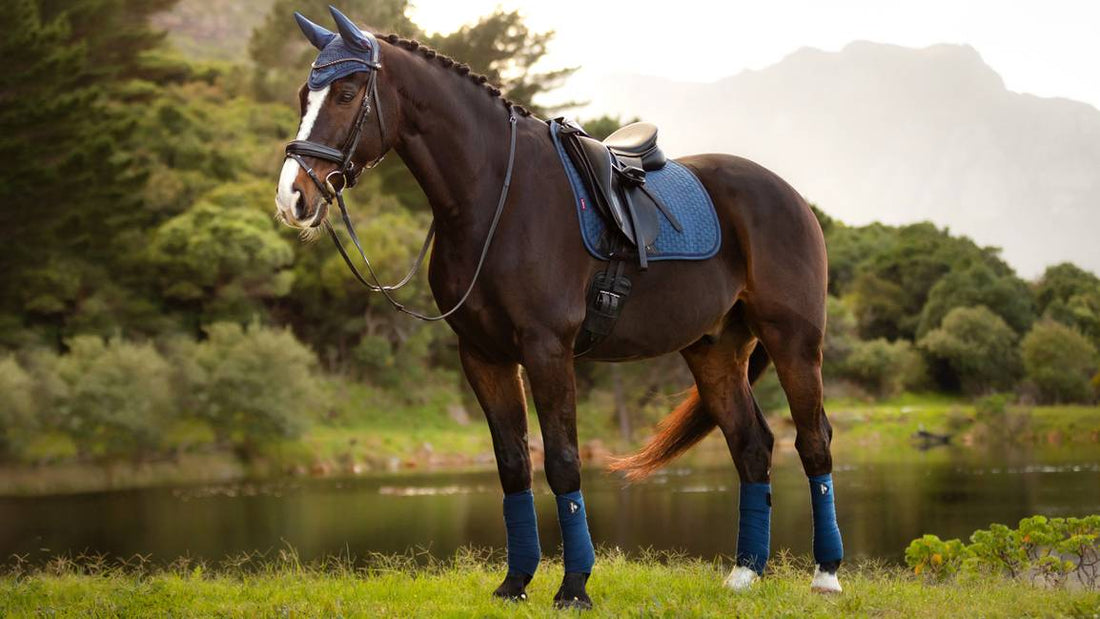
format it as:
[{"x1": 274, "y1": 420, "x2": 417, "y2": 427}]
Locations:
[{"x1": 564, "y1": 134, "x2": 637, "y2": 245}]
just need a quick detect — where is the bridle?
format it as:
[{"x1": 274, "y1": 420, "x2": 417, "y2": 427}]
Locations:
[{"x1": 284, "y1": 33, "x2": 519, "y2": 322}]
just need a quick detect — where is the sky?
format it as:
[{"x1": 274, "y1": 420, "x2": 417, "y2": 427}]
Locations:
[{"x1": 408, "y1": 0, "x2": 1100, "y2": 111}]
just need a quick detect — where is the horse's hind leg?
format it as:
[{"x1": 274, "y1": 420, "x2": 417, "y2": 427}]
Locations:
[
  {"x1": 459, "y1": 344, "x2": 540, "y2": 601},
  {"x1": 680, "y1": 320, "x2": 776, "y2": 591},
  {"x1": 750, "y1": 310, "x2": 844, "y2": 593}
]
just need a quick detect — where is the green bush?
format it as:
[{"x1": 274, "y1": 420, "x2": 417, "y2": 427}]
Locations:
[
  {"x1": 843, "y1": 338, "x2": 926, "y2": 397},
  {"x1": 0, "y1": 355, "x2": 37, "y2": 458},
  {"x1": 48, "y1": 336, "x2": 176, "y2": 457},
  {"x1": 1020, "y1": 321, "x2": 1099, "y2": 403},
  {"x1": 184, "y1": 322, "x2": 323, "y2": 452},
  {"x1": 918, "y1": 305, "x2": 1022, "y2": 395},
  {"x1": 904, "y1": 534, "x2": 969, "y2": 581},
  {"x1": 906, "y1": 515, "x2": 1100, "y2": 588},
  {"x1": 974, "y1": 393, "x2": 1010, "y2": 418}
]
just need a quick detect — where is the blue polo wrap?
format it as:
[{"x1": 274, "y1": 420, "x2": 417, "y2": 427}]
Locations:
[
  {"x1": 809, "y1": 474, "x2": 844, "y2": 564},
  {"x1": 736, "y1": 482, "x2": 772, "y2": 574},
  {"x1": 556, "y1": 490, "x2": 595, "y2": 574},
  {"x1": 502, "y1": 489, "x2": 541, "y2": 577}
]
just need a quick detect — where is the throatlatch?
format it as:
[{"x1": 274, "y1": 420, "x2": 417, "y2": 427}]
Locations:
[
  {"x1": 809, "y1": 474, "x2": 844, "y2": 565},
  {"x1": 736, "y1": 482, "x2": 772, "y2": 575},
  {"x1": 503, "y1": 489, "x2": 542, "y2": 578}
]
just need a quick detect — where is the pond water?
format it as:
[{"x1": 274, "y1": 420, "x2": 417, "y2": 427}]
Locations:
[{"x1": 2, "y1": 447, "x2": 1098, "y2": 566}]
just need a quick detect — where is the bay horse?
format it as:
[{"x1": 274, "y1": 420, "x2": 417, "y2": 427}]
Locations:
[{"x1": 275, "y1": 7, "x2": 843, "y2": 609}]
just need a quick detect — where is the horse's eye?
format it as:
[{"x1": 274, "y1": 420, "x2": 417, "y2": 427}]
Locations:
[{"x1": 339, "y1": 91, "x2": 356, "y2": 104}]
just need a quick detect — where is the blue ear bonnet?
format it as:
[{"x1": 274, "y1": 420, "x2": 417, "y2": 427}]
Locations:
[
  {"x1": 295, "y1": 7, "x2": 381, "y2": 91},
  {"x1": 308, "y1": 37, "x2": 379, "y2": 90}
]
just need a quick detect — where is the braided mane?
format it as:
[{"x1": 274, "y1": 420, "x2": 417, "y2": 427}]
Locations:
[{"x1": 380, "y1": 33, "x2": 533, "y2": 117}]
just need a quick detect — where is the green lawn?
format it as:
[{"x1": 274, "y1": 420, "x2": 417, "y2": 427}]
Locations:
[{"x1": 2, "y1": 552, "x2": 1096, "y2": 618}]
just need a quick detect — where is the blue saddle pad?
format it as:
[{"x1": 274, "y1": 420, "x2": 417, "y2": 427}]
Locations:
[{"x1": 548, "y1": 120, "x2": 721, "y2": 262}]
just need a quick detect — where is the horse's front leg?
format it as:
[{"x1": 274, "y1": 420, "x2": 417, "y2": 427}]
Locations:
[
  {"x1": 460, "y1": 344, "x2": 540, "y2": 601},
  {"x1": 523, "y1": 334, "x2": 595, "y2": 611}
]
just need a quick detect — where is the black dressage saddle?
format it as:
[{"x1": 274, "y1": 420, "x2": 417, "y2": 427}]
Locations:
[{"x1": 556, "y1": 119, "x2": 682, "y2": 269}]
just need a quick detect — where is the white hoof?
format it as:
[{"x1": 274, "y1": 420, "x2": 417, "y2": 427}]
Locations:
[
  {"x1": 810, "y1": 566, "x2": 842, "y2": 593},
  {"x1": 723, "y1": 565, "x2": 759, "y2": 591}
]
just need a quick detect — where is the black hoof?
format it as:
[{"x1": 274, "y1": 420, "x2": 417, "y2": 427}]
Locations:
[
  {"x1": 553, "y1": 572, "x2": 592, "y2": 610},
  {"x1": 492, "y1": 572, "x2": 531, "y2": 602}
]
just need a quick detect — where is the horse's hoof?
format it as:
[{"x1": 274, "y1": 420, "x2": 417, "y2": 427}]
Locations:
[
  {"x1": 553, "y1": 572, "x2": 592, "y2": 610},
  {"x1": 723, "y1": 565, "x2": 759, "y2": 591},
  {"x1": 492, "y1": 572, "x2": 530, "y2": 602},
  {"x1": 810, "y1": 566, "x2": 842, "y2": 594}
]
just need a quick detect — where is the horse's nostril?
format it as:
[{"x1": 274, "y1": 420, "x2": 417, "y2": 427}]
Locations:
[{"x1": 293, "y1": 191, "x2": 308, "y2": 220}]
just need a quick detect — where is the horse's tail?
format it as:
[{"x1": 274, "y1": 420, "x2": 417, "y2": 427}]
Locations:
[
  {"x1": 608, "y1": 343, "x2": 772, "y2": 481},
  {"x1": 608, "y1": 387, "x2": 715, "y2": 481}
]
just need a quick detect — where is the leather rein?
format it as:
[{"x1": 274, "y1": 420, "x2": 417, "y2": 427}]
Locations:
[{"x1": 284, "y1": 51, "x2": 519, "y2": 322}]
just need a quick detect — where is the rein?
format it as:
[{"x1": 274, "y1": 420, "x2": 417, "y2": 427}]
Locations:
[{"x1": 285, "y1": 53, "x2": 519, "y2": 322}]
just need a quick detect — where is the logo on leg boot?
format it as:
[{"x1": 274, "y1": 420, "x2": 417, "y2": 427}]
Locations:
[
  {"x1": 569, "y1": 501, "x2": 579, "y2": 514},
  {"x1": 819, "y1": 483, "x2": 829, "y2": 496}
]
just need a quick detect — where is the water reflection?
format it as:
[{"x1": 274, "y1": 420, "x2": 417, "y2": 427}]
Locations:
[{"x1": 1, "y1": 447, "x2": 1097, "y2": 565}]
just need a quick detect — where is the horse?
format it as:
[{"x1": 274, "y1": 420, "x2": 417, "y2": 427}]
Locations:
[{"x1": 274, "y1": 7, "x2": 844, "y2": 609}]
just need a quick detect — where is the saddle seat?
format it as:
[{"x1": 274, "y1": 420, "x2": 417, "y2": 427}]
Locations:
[{"x1": 602, "y1": 122, "x2": 666, "y2": 171}]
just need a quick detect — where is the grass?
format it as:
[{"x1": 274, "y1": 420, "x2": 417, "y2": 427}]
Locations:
[{"x1": 2, "y1": 551, "x2": 1097, "y2": 618}]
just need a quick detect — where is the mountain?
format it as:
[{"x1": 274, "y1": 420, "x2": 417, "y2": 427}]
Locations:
[
  {"x1": 581, "y1": 42, "x2": 1100, "y2": 277},
  {"x1": 152, "y1": 0, "x2": 275, "y2": 61}
]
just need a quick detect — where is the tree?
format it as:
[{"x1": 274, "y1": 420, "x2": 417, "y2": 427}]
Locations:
[
  {"x1": 917, "y1": 264, "x2": 1034, "y2": 337},
  {"x1": 424, "y1": 10, "x2": 577, "y2": 116},
  {"x1": 1, "y1": 0, "x2": 192, "y2": 345},
  {"x1": 579, "y1": 115, "x2": 641, "y2": 141},
  {"x1": 1034, "y1": 263, "x2": 1100, "y2": 349},
  {"x1": 834, "y1": 222, "x2": 1013, "y2": 340},
  {"x1": 150, "y1": 195, "x2": 295, "y2": 329},
  {"x1": 918, "y1": 306, "x2": 1021, "y2": 395},
  {"x1": 1034, "y1": 263, "x2": 1100, "y2": 315},
  {"x1": 1020, "y1": 321, "x2": 1098, "y2": 404},
  {"x1": 249, "y1": 0, "x2": 415, "y2": 103}
]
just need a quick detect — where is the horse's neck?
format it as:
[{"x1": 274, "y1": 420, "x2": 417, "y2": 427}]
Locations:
[{"x1": 388, "y1": 51, "x2": 517, "y2": 237}]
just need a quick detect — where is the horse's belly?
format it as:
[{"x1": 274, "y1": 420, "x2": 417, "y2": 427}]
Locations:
[{"x1": 583, "y1": 260, "x2": 739, "y2": 361}]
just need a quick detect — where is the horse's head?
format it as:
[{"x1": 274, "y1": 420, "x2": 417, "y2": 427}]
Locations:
[{"x1": 275, "y1": 7, "x2": 396, "y2": 228}]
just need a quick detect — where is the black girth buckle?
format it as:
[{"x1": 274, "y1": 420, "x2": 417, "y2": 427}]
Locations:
[
  {"x1": 574, "y1": 258, "x2": 632, "y2": 356},
  {"x1": 594, "y1": 288, "x2": 623, "y2": 315}
]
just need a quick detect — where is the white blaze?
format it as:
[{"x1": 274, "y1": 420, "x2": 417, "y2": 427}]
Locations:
[{"x1": 276, "y1": 86, "x2": 331, "y2": 217}]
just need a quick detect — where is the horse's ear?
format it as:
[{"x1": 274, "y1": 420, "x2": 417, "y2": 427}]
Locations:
[
  {"x1": 294, "y1": 12, "x2": 336, "y2": 50},
  {"x1": 328, "y1": 5, "x2": 372, "y2": 52}
]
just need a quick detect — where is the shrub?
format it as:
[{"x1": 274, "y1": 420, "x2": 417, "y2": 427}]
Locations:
[
  {"x1": 50, "y1": 336, "x2": 175, "y2": 457},
  {"x1": 918, "y1": 306, "x2": 1021, "y2": 395},
  {"x1": 185, "y1": 322, "x2": 323, "y2": 452},
  {"x1": 353, "y1": 327, "x2": 434, "y2": 391},
  {"x1": 904, "y1": 534, "x2": 969, "y2": 581},
  {"x1": 1020, "y1": 321, "x2": 1099, "y2": 403},
  {"x1": 974, "y1": 393, "x2": 1011, "y2": 418},
  {"x1": 843, "y1": 338, "x2": 926, "y2": 397},
  {"x1": 0, "y1": 355, "x2": 37, "y2": 458},
  {"x1": 907, "y1": 515, "x2": 1100, "y2": 589}
]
